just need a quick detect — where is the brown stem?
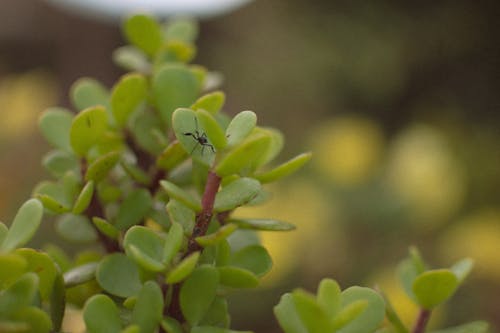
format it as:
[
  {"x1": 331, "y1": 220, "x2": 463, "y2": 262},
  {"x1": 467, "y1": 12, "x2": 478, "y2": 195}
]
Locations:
[{"x1": 411, "y1": 308, "x2": 431, "y2": 333}]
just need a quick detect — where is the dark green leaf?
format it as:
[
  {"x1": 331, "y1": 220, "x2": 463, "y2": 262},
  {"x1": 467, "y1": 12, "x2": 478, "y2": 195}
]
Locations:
[
  {"x1": 83, "y1": 295, "x2": 122, "y2": 333},
  {"x1": 1, "y1": 199, "x2": 43, "y2": 252},
  {"x1": 130, "y1": 110, "x2": 166, "y2": 155},
  {"x1": 157, "y1": 141, "x2": 189, "y2": 171},
  {"x1": 15, "y1": 248, "x2": 58, "y2": 301},
  {"x1": 56, "y1": 214, "x2": 97, "y2": 243},
  {"x1": 115, "y1": 189, "x2": 152, "y2": 230},
  {"x1": 38, "y1": 107, "x2": 73, "y2": 151},
  {"x1": 124, "y1": 226, "x2": 165, "y2": 272},
  {"x1": 200, "y1": 296, "x2": 229, "y2": 327},
  {"x1": 96, "y1": 254, "x2": 142, "y2": 298},
  {"x1": 230, "y1": 245, "x2": 272, "y2": 277},
  {"x1": 131, "y1": 281, "x2": 163, "y2": 333},
  {"x1": 218, "y1": 266, "x2": 259, "y2": 288},
  {"x1": 0, "y1": 272, "x2": 38, "y2": 315},
  {"x1": 10, "y1": 306, "x2": 52, "y2": 333},
  {"x1": 49, "y1": 272, "x2": 65, "y2": 331}
]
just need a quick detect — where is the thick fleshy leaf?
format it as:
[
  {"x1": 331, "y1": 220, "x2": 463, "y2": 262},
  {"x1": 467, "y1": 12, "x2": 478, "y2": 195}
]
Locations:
[
  {"x1": 214, "y1": 178, "x2": 261, "y2": 212},
  {"x1": 111, "y1": 73, "x2": 148, "y2": 127},
  {"x1": 161, "y1": 317, "x2": 184, "y2": 333},
  {"x1": 274, "y1": 293, "x2": 308, "y2": 333},
  {"x1": 10, "y1": 306, "x2": 52, "y2": 333},
  {"x1": 153, "y1": 65, "x2": 200, "y2": 124},
  {"x1": 160, "y1": 180, "x2": 201, "y2": 212},
  {"x1": 155, "y1": 40, "x2": 196, "y2": 65},
  {"x1": 317, "y1": 278, "x2": 341, "y2": 319},
  {"x1": 56, "y1": 214, "x2": 97, "y2": 243},
  {"x1": 412, "y1": 269, "x2": 458, "y2": 309},
  {"x1": 166, "y1": 200, "x2": 195, "y2": 235},
  {"x1": 0, "y1": 222, "x2": 7, "y2": 247},
  {"x1": 92, "y1": 217, "x2": 119, "y2": 240},
  {"x1": 130, "y1": 110, "x2": 166, "y2": 155},
  {"x1": 180, "y1": 265, "x2": 219, "y2": 325},
  {"x1": 70, "y1": 106, "x2": 108, "y2": 156},
  {"x1": 73, "y1": 181, "x2": 94, "y2": 214},
  {"x1": 196, "y1": 224, "x2": 237, "y2": 247},
  {"x1": 397, "y1": 258, "x2": 419, "y2": 301},
  {"x1": 85, "y1": 151, "x2": 121, "y2": 183},
  {"x1": 292, "y1": 289, "x2": 333, "y2": 333},
  {"x1": 166, "y1": 251, "x2": 200, "y2": 284},
  {"x1": 124, "y1": 226, "x2": 165, "y2": 272},
  {"x1": 191, "y1": 91, "x2": 225, "y2": 115},
  {"x1": 124, "y1": 14, "x2": 163, "y2": 57},
  {"x1": 63, "y1": 262, "x2": 98, "y2": 288},
  {"x1": 83, "y1": 295, "x2": 122, "y2": 333},
  {"x1": 113, "y1": 46, "x2": 150, "y2": 72},
  {"x1": 131, "y1": 281, "x2": 163, "y2": 333},
  {"x1": 229, "y1": 218, "x2": 295, "y2": 231},
  {"x1": 429, "y1": 321, "x2": 490, "y2": 333},
  {"x1": 49, "y1": 272, "x2": 65, "y2": 331},
  {"x1": 200, "y1": 296, "x2": 229, "y2": 327},
  {"x1": 0, "y1": 253, "x2": 28, "y2": 288},
  {"x1": 225, "y1": 111, "x2": 257, "y2": 148},
  {"x1": 450, "y1": 258, "x2": 474, "y2": 284},
  {"x1": 33, "y1": 180, "x2": 73, "y2": 213},
  {"x1": 332, "y1": 300, "x2": 368, "y2": 331},
  {"x1": 122, "y1": 325, "x2": 140, "y2": 333},
  {"x1": 70, "y1": 77, "x2": 109, "y2": 111},
  {"x1": 215, "y1": 134, "x2": 272, "y2": 177},
  {"x1": 121, "y1": 161, "x2": 151, "y2": 185},
  {"x1": 162, "y1": 222, "x2": 184, "y2": 265},
  {"x1": 96, "y1": 254, "x2": 142, "y2": 298},
  {"x1": 172, "y1": 108, "x2": 214, "y2": 166},
  {"x1": 164, "y1": 18, "x2": 198, "y2": 43},
  {"x1": 1, "y1": 199, "x2": 43, "y2": 252},
  {"x1": 42, "y1": 150, "x2": 79, "y2": 177},
  {"x1": 337, "y1": 287, "x2": 385, "y2": 333},
  {"x1": 0, "y1": 272, "x2": 38, "y2": 315},
  {"x1": 255, "y1": 152, "x2": 312, "y2": 183},
  {"x1": 230, "y1": 245, "x2": 272, "y2": 277},
  {"x1": 191, "y1": 327, "x2": 253, "y2": 333},
  {"x1": 253, "y1": 127, "x2": 284, "y2": 167},
  {"x1": 15, "y1": 248, "x2": 57, "y2": 300},
  {"x1": 115, "y1": 189, "x2": 153, "y2": 230},
  {"x1": 157, "y1": 141, "x2": 189, "y2": 171},
  {"x1": 38, "y1": 107, "x2": 73, "y2": 151},
  {"x1": 197, "y1": 109, "x2": 227, "y2": 150},
  {"x1": 218, "y1": 266, "x2": 259, "y2": 288}
]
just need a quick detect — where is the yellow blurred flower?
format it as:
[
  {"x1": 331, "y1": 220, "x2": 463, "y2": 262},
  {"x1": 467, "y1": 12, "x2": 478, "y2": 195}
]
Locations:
[
  {"x1": 61, "y1": 307, "x2": 85, "y2": 333},
  {"x1": 0, "y1": 70, "x2": 58, "y2": 140},
  {"x1": 310, "y1": 116, "x2": 384, "y2": 187},
  {"x1": 386, "y1": 125, "x2": 465, "y2": 226},
  {"x1": 439, "y1": 209, "x2": 500, "y2": 280}
]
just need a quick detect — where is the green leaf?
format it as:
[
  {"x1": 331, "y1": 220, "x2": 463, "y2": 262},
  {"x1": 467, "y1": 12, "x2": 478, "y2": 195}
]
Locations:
[
  {"x1": 337, "y1": 287, "x2": 385, "y2": 333},
  {"x1": 200, "y1": 296, "x2": 229, "y2": 327},
  {"x1": 130, "y1": 110, "x2": 166, "y2": 155},
  {"x1": 36, "y1": 193, "x2": 71, "y2": 213},
  {"x1": 255, "y1": 152, "x2": 312, "y2": 183},
  {"x1": 397, "y1": 258, "x2": 419, "y2": 302},
  {"x1": 111, "y1": 73, "x2": 148, "y2": 127},
  {"x1": 33, "y1": 180, "x2": 73, "y2": 212},
  {"x1": 317, "y1": 278, "x2": 341, "y2": 319},
  {"x1": 84, "y1": 295, "x2": 122, "y2": 333},
  {"x1": 253, "y1": 127, "x2": 284, "y2": 167},
  {"x1": 164, "y1": 18, "x2": 198, "y2": 43},
  {"x1": 115, "y1": 189, "x2": 153, "y2": 230},
  {"x1": 229, "y1": 218, "x2": 295, "y2": 231},
  {"x1": 225, "y1": 111, "x2": 257, "y2": 147},
  {"x1": 274, "y1": 293, "x2": 308, "y2": 333},
  {"x1": 113, "y1": 46, "x2": 150, "y2": 73},
  {"x1": 10, "y1": 306, "x2": 52, "y2": 333},
  {"x1": 122, "y1": 325, "x2": 140, "y2": 333},
  {"x1": 450, "y1": 258, "x2": 474, "y2": 284},
  {"x1": 197, "y1": 109, "x2": 227, "y2": 150},
  {"x1": 191, "y1": 91, "x2": 225, "y2": 115},
  {"x1": 124, "y1": 14, "x2": 163, "y2": 57},
  {"x1": 230, "y1": 245, "x2": 272, "y2": 277},
  {"x1": 49, "y1": 272, "x2": 65, "y2": 331},
  {"x1": 180, "y1": 265, "x2": 219, "y2": 325},
  {"x1": 218, "y1": 266, "x2": 259, "y2": 288},
  {"x1": 70, "y1": 77, "x2": 109, "y2": 111},
  {"x1": 166, "y1": 252, "x2": 200, "y2": 284},
  {"x1": 409, "y1": 246, "x2": 427, "y2": 274},
  {"x1": 157, "y1": 141, "x2": 189, "y2": 171},
  {"x1": 0, "y1": 254, "x2": 27, "y2": 289},
  {"x1": 42, "y1": 150, "x2": 79, "y2": 178},
  {"x1": 214, "y1": 178, "x2": 261, "y2": 211},
  {"x1": 121, "y1": 161, "x2": 151, "y2": 186},
  {"x1": 155, "y1": 40, "x2": 196, "y2": 65},
  {"x1": 96, "y1": 254, "x2": 142, "y2": 298},
  {"x1": 172, "y1": 108, "x2": 214, "y2": 166},
  {"x1": 161, "y1": 317, "x2": 184, "y2": 333},
  {"x1": 191, "y1": 327, "x2": 253, "y2": 333},
  {"x1": 291, "y1": 289, "x2": 333, "y2": 333},
  {"x1": 92, "y1": 217, "x2": 119, "y2": 240},
  {"x1": 162, "y1": 222, "x2": 184, "y2": 265},
  {"x1": 429, "y1": 321, "x2": 490, "y2": 333},
  {"x1": 378, "y1": 289, "x2": 408, "y2": 333},
  {"x1": 38, "y1": 107, "x2": 73, "y2": 151},
  {"x1": 332, "y1": 300, "x2": 368, "y2": 331},
  {"x1": 63, "y1": 262, "x2": 98, "y2": 288},
  {"x1": 131, "y1": 281, "x2": 163, "y2": 333},
  {"x1": 196, "y1": 224, "x2": 238, "y2": 247},
  {"x1": 70, "y1": 106, "x2": 108, "y2": 156},
  {"x1": 153, "y1": 65, "x2": 200, "y2": 124},
  {"x1": 160, "y1": 180, "x2": 201, "y2": 212},
  {"x1": 215, "y1": 134, "x2": 272, "y2": 177},
  {"x1": 1, "y1": 198, "x2": 43, "y2": 252},
  {"x1": 15, "y1": 248, "x2": 58, "y2": 301},
  {"x1": 412, "y1": 269, "x2": 459, "y2": 309},
  {"x1": 166, "y1": 200, "x2": 195, "y2": 235},
  {"x1": 73, "y1": 181, "x2": 94, "y2": 214},
  {"x1": 56, "y1": 214, "x2": 97, "y2": 243},
  {"x1": 0, "y1": 272, "x2": 38, "y2": 315},
  {"x1": 0, "y1": 222, "x2": 7, "y2": 247},
  {"x1": 124, "y1": 226, "x2": 165, "y2": 272}
]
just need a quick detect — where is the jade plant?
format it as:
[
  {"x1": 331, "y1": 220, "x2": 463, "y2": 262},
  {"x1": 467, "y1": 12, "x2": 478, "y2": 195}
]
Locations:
[{"x1": 0, "y1": 14, "x2": 490, "y2": 333}]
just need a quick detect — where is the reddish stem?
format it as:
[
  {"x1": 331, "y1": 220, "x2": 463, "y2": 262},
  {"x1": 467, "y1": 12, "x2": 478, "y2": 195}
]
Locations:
[{"x1": 411, "y1": 308, "x2": 431, "y2": 333}]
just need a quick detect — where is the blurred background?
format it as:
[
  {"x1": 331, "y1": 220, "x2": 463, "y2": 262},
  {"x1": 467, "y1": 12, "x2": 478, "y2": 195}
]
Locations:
[{"x1": 0, "y1": 0, "x2": 499, "y2": 332}]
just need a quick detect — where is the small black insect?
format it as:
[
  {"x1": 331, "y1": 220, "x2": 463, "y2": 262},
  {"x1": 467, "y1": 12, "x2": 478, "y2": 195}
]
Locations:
[{"x1": 183, "y1": 117, "x2": 215, "y2": 155}]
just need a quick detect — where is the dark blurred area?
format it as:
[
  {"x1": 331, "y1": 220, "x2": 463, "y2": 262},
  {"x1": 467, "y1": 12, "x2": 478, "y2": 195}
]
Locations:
[{"x1": 1, "y1": 0, "x2": 499, "y2": 332}]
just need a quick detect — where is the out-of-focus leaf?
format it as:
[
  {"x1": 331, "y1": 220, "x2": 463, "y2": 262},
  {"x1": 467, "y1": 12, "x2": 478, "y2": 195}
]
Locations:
[
  {"x1": 10, "y1": 306, "x2": 52, "y2": 333},
  {"x1": 162, "y1": 222, "x2": 184, "y2": 265},
  {"x1": 0, "y1": 254, "x2": 27, "y2": 289},
  {"x1": 49, "y1": 272, "x2": 65, "y2": 331},
  {"x1": 157, "y1": 141, "x2": 188, "y2": 171},
  {"x1": 230, "y1": 245, "x2": 272, "y2": 277},
  {"x1": 131, "y1": 281, "x2": 163, "y2": 333},
  {"x1": 218, "y1": 266, "x2": 259, "y2": 288},
  {"x1": 70, "y1": 77, "x2": 109, "y2": 111},
  {"x1": 191, "y1": 327, "x2": 253, "y2": 333},
  {"x1": 70, "y1": 106, "x2": 108, "y2": 156},
  {"x1": 164, "y1": 18, "x2": 198, "y2": 43},
  {"x1": 130, "y1": 110, "x2": 166, "y2": 155},
  {"x1": 56, "y1": 214, "x2": 97, "y2": 243},
  {"x1": 112, "y1": 46, "x2": 150, "y2": 73},
  {"x1": 115, "y1": 189, "x2": 152, "y2": 230},
  {"x1": 111, "y1": 73, "x2": 148, "y2": 127},
  {"x1": 225, "y1": 111, "x2": 257, "y2": 148},
  {"x1": 42, "y1": 150, "x2": 79, "y2": 177},
  {"x1": 166, "y1": 200, "x2": 195, "y2": 235},
  {"x1": 274, "y1": 293, "x2": 308, "y2": 333},
  {"x1": 123, "y1": 14, "x2": 163, "y2": 57},
  {"x1": 292, "y1": 289, "x2": 333, "y2": 333},
  {"x1": 191, "y1": 91, "x2": 225, "y2": 115},
  {"x1": 332, "y1": 300, "x2": 368, "y2": 331},
  {"x1": 96, "y1": 254, "x2": 142, "y2": 298},
  {"x1": 124, "y1": 226, "x2": 165, "y2": 272},
  {"x1": 161, "y1": 317, "x2": 184, "y2": 333},
  {"x1": 429, "y1": 321, "x2": 490, "y2": 333},
  {"x1": 85, "y1": 152, "x2": 121, "y2": 183},
  {"x1": 38, "y1": 107, "x2": 73, "y2": 151},
  {"x1": 229, "y1": 218, "x2": 295, "y2": 231},
  {"x1": 160, "y1": 180, "x2": 201, "y2": 212},
  {"x1": 317, "y1": 278, "x2": 341, "y2": 319},
  {"x1": 83, "y1": 294, "x2": 122, "y2": 333},
  {"x1": 92, "y1": 217, "x2": 119, "y2": 240},
  {"x1": 63, "y1": 262, "x2": 98, "y2": 288},
  {"x1": 1, "y1": 199, "x2": 43, "y2": 252},
  {"x1": 15, "y1": 248, "x2": 57, "y2": 300},
  {"x1": 412, "y1": 269, "x2": 458, "y2": 309},
  {"x1": 0, "y1": 272, "x2": 38, "y2": 315},
  {"x1": 450, "y1": 258, "x2": 474, "y2": 284},
  {"x1": 337, "y1": 287, "x2": 385, "y2": 333},
  {"x1": 397, "y1": 258, "x2": 419, "y2": 302},
  {"x1": 73, "y1": 181, "x2": 94, "y2": 214}
]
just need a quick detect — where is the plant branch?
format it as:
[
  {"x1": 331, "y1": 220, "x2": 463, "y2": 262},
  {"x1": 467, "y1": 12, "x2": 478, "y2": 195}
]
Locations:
[{"x1": 411, "y1": 308, "x2": 431, "y2": 333}]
